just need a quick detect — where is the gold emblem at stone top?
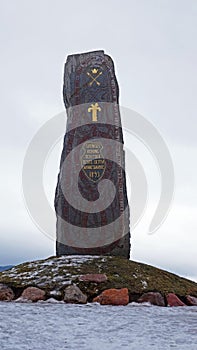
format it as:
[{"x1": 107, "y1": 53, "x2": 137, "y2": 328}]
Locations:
[
  {"x1": 81, "y1": 141, "x2": 106, "y2": 182},
  {"x1": 91, "y1": 68, "x2": 98, "y2": 74},
  {"x1": 88, "y1": 103, "x2": 101, "y2": 122},
  {"x1": 87, "y1": 68, "x2": 102, "y2": 86}
]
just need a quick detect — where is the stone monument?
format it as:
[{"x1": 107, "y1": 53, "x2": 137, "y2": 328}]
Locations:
[{"x1": 55, "y1": 50, "x2": 130, "y2": 258}]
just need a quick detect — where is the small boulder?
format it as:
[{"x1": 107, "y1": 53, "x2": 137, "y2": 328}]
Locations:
[
  {"x1": 0, "y1": 284, "x2": 15, "y2": 301},
  {"x1": 138, "y1": 292, "x2": 165, "y2": 306},
  {"x1": 79, "y1": 274, "x2": 107, "y2": 283},
  {"x1": 93, "y1": 288, "x2": 129, "y2": 306},
  {"x1": 64, "y1": 285, "x2": 87, "y2": 304},
  {"x1": 166, "y1": 293, "x2": 185, "y2": 307},
  {"x1": 21, "y1": 287, "x2": 45, "y2": 302},
  {"x1": 185, "y1": 295, "x2": 197, "y2": 306}
]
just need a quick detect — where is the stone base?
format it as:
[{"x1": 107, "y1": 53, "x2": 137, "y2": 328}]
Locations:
[{"x1": 56, "y1": 232, "x2": 130, "y2": 259}]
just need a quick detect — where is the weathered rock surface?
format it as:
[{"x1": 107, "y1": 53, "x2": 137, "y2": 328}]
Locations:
[
  {"x1": 21, "y1": 287, "x2": 45, "y2": 302},
  {"x1": 93, "y1": 288, "x2": 129, "y2": 306},
  {"x1": 185, "y1": 295, "x2": 197, "y2": 306},
  {"x1": 166, "y1": 293, "x2": 185, "y2": 307},
  {"x1": 137, "y1": 292, "x2": 165, "y2": 307},
  {"x1": 64, "y1": 285, "x2": 87, "y2": 304},
  {"x1": 55, "y1": 50, "x2": 130, "y2": 258},
  {"x1": 79, "y1": 274, "x2": 107, "y2": 283},
  {"x1": 0, "y1": 283, "x2": 14, "y2": 301}
]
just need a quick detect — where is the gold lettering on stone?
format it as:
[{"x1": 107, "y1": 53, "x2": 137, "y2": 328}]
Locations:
[{"x1": 81, "y1": 141, "x2": 106, "y2": 182}]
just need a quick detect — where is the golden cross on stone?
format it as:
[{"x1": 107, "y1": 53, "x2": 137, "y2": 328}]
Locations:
[{"x1": 88, "y1": 103, "x2": 101, "y2": 122}]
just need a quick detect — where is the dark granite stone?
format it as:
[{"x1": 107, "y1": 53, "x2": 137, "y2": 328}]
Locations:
[{"x1": 55, "y1": 50, "x2": 130, "y2": 258}]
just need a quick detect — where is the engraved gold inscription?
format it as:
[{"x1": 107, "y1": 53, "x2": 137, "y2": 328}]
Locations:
[{"x1": 81, "y1": 141, "x2": 106, "y2": 182}]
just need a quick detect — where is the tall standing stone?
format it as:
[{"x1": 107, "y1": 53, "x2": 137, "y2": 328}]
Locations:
[{"x1": 55, "y1": 50, "x2": 130, "y2": 258}]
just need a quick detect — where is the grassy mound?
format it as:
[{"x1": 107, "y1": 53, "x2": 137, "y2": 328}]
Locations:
[{"x1": 0, "y1": 255, "x2": 196, "y2": 300}]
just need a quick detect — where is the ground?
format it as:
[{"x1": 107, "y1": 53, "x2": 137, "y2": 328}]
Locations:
[{"x1": 0, "y1": 255, "x2": 197, "y2": 302}]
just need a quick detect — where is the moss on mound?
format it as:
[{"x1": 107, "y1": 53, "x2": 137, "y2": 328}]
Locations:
[{"x1": 0, "y1": 255, "x2": 196, "y2": 299}]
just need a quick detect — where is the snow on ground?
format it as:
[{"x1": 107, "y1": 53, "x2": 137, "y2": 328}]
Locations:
[
  {"x1": 0, "y1": 302, "x2": 197, "y2": 350},
  {"x1": 0, "y1": 255, "x2": 104, "y2": 288}
]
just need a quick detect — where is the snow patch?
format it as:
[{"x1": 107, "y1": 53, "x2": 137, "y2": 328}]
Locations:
[{"x1": 141, "y1": 280, "x2": 148, "y2": 288}]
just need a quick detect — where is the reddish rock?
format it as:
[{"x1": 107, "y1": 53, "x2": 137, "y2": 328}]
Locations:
[
  {"x1": 21, "y1": 287, "x2": 45, "y2": 302},
  {"x1": 166, "y1": 293, "x2": 185, "y2": 307},
  {"x1": 93, "y1": 288, "x2": 129, "y2": 306},
  {"x1": 64, "y1": 285, "x2": 87, "y2": 304},
  {"x1": 185, "y1": 295, "x2": 197, "y2": 306},
  {"x1": 0, "y1": 284, "x2": 15, "y2": 301},
  {"x1": 79, "y1": 274, "x2": 107, "y2": 283},
  {"x1": 138, "y1": 292, "x2": 165, "y2": 306}
]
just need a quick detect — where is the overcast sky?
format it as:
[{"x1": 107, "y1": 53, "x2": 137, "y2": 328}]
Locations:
[{"x1": 0, "y1": 0, "x2": 197, "y2": 281}]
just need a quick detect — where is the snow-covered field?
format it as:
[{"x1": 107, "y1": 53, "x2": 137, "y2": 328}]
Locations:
[{"x1": 0, "y1": 302, "x2": 196, "y2": 350}]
